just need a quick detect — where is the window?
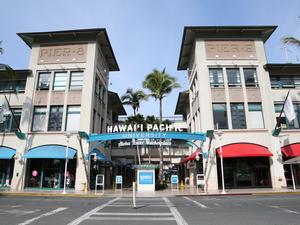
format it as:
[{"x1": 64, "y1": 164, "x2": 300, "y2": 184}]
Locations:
[
  {"x1": 37, "y1": 72, "x2": 51, "y2": 90},
  {"x1": 244, "y1": 69, "x2": 258, "y2": 87},
  {"x1": 209, "y1": 69, "x2": 224, "y2": 87},
  {"x1": 32, "y1": 107, "x2": 47, "y2": 131},
  {"x1": 0, "y1": 80, "x2": 26, "y2": 93},
  {"x1": 48, "y1": 106, "x2": 63, "y2": 131},
  {"x1": 212, "y1": 104, "x2": 228, "y2": 129},
  {"x1": 66, "y1": 106, "x2": 80, "y2": 131},
  {"x1": 231, "y1": 103, "x2": 246, "y2": 129},
  {"x1": 53, "y1": 72, "x2": 67, "y2": 91},
  {"x1": 270, "y1": 76, "x2": 300, "y2": 89},
  {"x1": 275, "y1": 104, "x2": 300, "y2": 129},
  {"x1": 70, "y1": 71, "x2": 83, "y2": 90},
  {"x1": 95, "y1": 76, "x2": 100, "y2": 96},
  {"x1": 0, "y1": 108, "x2": 21, "y2": 133},
  {"x1": 227, "y1": 69, "x2": 241, "y2": 87},
  {"x1": 248, "y1": 103, "x2": 264, "y2": 128},
  {"x1": 92, "y1": 110, "x2": 96, "y2": 133}
]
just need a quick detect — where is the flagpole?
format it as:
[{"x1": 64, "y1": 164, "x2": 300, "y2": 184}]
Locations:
[
  {"x1": 4, "y1": 95, "x2": 25, "y2": 138},
  {"x1": 273, "y1": 90, "x2": 290, "y2": 134}
]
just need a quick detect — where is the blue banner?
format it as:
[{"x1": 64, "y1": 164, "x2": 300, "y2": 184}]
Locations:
[
  {"x1": 88, "y1": 132, "x2": 206, "y2": 142},
  {"x1": 139, "y1": 172, "x2": 153, "y2": 185}
]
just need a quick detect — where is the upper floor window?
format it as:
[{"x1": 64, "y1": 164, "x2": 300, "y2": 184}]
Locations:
[
  {"x1": 65, "y1": 106, "x2": 80, "y2": 131},
  {"x1": 0, "y1": 80, "x2": 26, "y2": 93},
  {"x1": 230, "y1": 103, "x2": 246, "y2": 129},
  {"x1": 275, "y1": 103, "x2": 300, "y2": 129},
  {"x1": 70, "y1": 71, "x2": 84, "y2": 90},
  {"x1": 227, "y1": 69, "x2": 241, "y2": 87},
  {"x1": 212, "y1": 103, "x2": 228, "y2": 129},
  {"x1": 48, "y1": 106, "x2": 63, "y2": 131},
  {"x1": 209, "y1": 69, "x2": 224, "y2": 87},
  {"x1": 37, "y1": 72, "x2": 51, "y2": 90},
  {"x1": 0, "y1": 108, "x2": 22, "y2": 133},
  {"x1": 32, "y1": 106, "x2": 47, "y2": 132},
  {"x1": 271, "y1": 75, "x2": 300, "y2": 89},
  {"x1": 53, "y1": 72, "x2": 67, "y2": 91},
  {"x1": 244, "y1": 68, "x2": 258, "y2": 87},
  {"x1": 248, "y1": 103, "x2": 264, "y2": 129}
]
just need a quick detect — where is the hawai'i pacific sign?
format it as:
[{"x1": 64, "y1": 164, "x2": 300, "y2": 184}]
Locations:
[{"x1": 87, "y1": 123, "x2": 206, "y2": 143}]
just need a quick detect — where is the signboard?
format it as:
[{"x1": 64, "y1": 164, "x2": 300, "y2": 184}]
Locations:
[
  {"x1": 139, "y1": 172, "x2": 153, "y2": 185},
  {"x1": 95, "y1": 174, "x2": 105, "y2": 195},
  {"x1": 38, "y1": 44, "x2": 88, "y2": 64},
  {"x1": 32, "y1": 170, "x2": 38, "y2": 177},
  {"x1": 205, "y1": 41, "x2": 257, "y2": 60},
  {"x1": 115, "y1": 175, "x2": 122, "y2": 184},
  {"x1": 171, "y1": 175, "x2": 178, "y2": 184},
  {"x1": 197, "y1": 174, "x2": 205, "y2": 186}
]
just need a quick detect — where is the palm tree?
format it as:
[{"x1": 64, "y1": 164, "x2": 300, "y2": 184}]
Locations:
[
  {"x1": 121, "y1": 88, "x2": 148, "y2": 116},
  {"x1": 142, "y1": 68, "x2": 180, "y2": 182},
  {"x1": 282, "y1": 37, "x2": 300, "y2": 48},
  {"x1": 0, "y1": 41, "x2": 3, "y2": 54}
]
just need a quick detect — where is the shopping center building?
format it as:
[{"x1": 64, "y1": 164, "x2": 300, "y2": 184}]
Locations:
[
  {"x1": 176, "y1": 26, "x2": 300, "y2": 191},
  {"x1": 0, "y1": 29, "x2": 126, "y2": 191}
]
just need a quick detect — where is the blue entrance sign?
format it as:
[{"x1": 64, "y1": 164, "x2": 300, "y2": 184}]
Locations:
[
  {"x1": 115, "y1": 175, "x2": 122, "y2": 184},
  {"x1": 171, "y1": 175, "x2": 178, "y2": 184},
  {"x1": 88, "y1": 132, "x2": 206, "y2": 142},
  {"x1": 139, "y1": 172, "x2": 153, "y2": 185}
]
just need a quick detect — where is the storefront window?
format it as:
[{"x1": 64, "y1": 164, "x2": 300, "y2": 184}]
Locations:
[{"x1": 0, "y1": 159, "x2": 14, "y2": 188}]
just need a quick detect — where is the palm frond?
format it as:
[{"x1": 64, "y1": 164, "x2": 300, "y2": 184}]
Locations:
[{"x1": 282, "y1": 36, "x2": 300, "y2": 47}]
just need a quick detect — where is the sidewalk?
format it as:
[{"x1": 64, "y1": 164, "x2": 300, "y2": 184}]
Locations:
[{"x1": 1, "y1": 186, "x2": 300, "y2": 198}]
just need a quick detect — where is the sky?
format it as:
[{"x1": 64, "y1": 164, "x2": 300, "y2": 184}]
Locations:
[{"x1": 0, "y1": 0, "x2": 300, "y2": 117}]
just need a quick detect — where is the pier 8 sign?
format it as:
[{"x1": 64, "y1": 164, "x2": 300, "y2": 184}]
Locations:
[{"x1": 87, "y1": 123, "x2": 206, "y2": 143}]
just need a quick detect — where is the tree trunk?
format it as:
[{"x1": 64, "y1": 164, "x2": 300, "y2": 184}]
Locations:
[{"x1": 158, "y1": 98, "x2": 163, "y2": 183}]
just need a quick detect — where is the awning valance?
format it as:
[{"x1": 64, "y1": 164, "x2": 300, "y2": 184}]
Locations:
[
  {"x1": 217, "y1": 143, "x2": 273, "y2": 158},
  {"x1": 88, "y1": 148, "x2": 111, "y2": 162},
  {"x1": 23, "y1": 145, "x2": 76, "y2": 159},
  {"x1": 182, "y1": 149, "x2": 200, "y2": 163},
  {"x1": 281, "y1": 143, "x2": 300, "y2": 157},
  {"x1": 0, "y1": 146, "x2": 16, "y2": 159},
  {"x1": 283, "y1": 156, "x2": 300, "y2": 165}
]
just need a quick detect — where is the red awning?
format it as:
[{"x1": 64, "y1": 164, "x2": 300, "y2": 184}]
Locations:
[
  {"x1": 181, "y1": 149, "x2": 200, "y2": 163},
  {"x1": 281, "y1": 143, "x2": 300, "y2": 157},
  {"x1": 216, "y1": 143, "x2": 273, "y2": 158}
]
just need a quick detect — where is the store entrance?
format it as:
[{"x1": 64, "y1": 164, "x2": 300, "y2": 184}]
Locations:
[
  {"x1": 0, "y1": 159, "x2": 14, "y2": 188},
  {"x1": 25, "y1": 159, "x2": 76, "y2": 189},
  {"x1": 217, "y1": 157, "x2": 272, "y2": 188}
]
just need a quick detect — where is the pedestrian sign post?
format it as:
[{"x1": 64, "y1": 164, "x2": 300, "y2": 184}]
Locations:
[
  {"x1": 196, "y1": 174, "x2": 205, "y2": 192},
  {"x1": 115, "y1": 175, "x2": 122, "y2": 192},
  {"x1": 171, "y1": 175, "x2": 179, "y2": 190},
  {"x1": 95, "y1": 174, "x2": 104, "y2": 195}
]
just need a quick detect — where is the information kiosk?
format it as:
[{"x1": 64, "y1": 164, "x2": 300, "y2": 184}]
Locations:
[{"x1": 133, "y1": 164, "x2": 159, "y2": 192}]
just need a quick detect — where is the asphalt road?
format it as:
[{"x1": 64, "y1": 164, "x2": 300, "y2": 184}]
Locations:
[{"x1": 0, "y1": 194, "x2": 299, "y2": 225}]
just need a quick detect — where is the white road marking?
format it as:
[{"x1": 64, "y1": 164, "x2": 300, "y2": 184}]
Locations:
[
  {"x1": 94, "y1": 212, "x2": 173, "y2": 216},
  {"x1": 184, "y1": 197, "x2": 209, "y2": 209},
  {"x1": 163, "y1": 197, "x2": 188, "y2": 225},
  {"x1": 89, "y1": 216, "x2": 175, "y2": 221},
  {"x1": 0, "y1": 209, "x2": 40, "y2": 216},
  {"x1": 270, "y1": 205, "x2": 300, "y2": 215},
  {"x1": 17, "y1": 207, "x2": 67, "y2": 225},
  {"x1": 67, "y1": 197, "x2": 120, "y2": 225},
  {"x1": 108, "y1": 204, "x2": 168, "y2": 207}
]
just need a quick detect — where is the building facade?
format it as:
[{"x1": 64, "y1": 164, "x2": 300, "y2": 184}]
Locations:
[
  {"x1": 0, "y1": 29, "x2": 126, "y2": 191},
  {"x1": 177, "y1": 26, "x2": 300, "y2": 192}
]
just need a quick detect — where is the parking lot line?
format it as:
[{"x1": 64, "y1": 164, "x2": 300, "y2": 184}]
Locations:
[
  {"x1": 17, "y1": 207, "x2": 67, "y2": 225},
  {"x1": 184, "y1": 197, "x2": 209, "y2": 209},
  {"x1": 270, "y1": 205, "x2": 300, "y2": 215},
  {"x1": 67, "y1": 197, "x2": 120, "y2": 225}
]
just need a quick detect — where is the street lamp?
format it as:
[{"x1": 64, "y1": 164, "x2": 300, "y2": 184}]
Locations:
[
  {"x1": 215, "y1": 130, "x2": 226, "y2": 194},
  {"x1": 62, "y1": 132, "x2": 72, "y2": 194}
]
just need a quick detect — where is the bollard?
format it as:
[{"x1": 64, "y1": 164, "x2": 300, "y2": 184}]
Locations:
[
  {"x1": 132, "y1": 181, "x2": 136, "y2": 208},
  {"x1": 180, "y1": 180, "x2": 185, "y2": 190}
]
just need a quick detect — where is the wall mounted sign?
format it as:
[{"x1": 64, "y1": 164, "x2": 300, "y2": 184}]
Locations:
[
  {"x1": 205, "y1": 41, "x2": 257, "y2": 59},
  {"x1": 38, "y1": 44, "x2": 88, "y2": 64}
]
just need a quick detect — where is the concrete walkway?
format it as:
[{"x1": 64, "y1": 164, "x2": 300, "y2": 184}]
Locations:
[{"x1": 1, "y1": 186, "x2": 300, "y2": 198}]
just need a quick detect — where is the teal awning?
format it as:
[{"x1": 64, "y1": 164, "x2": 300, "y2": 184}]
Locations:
[
  {"x1": 87, "y1": 148, "x2": 111, "y2": 162},
  {"x1": 24, "y1": 145, "x2": 77, "y2": 159},
  {"x1": 0, "y1": 147, "x2": 16, "y2": 159}
]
